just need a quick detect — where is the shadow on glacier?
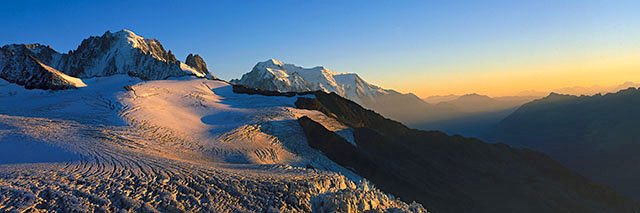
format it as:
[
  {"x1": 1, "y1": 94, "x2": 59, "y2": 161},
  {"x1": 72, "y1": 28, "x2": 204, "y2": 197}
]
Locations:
[
  {"x1": 0, "y1": 75, "x2": 139, "y2": 126},
  {"x1": 260, "y1": 119, "x2": 363, "y2": 180},
  {"x1": 0, "y1": 139, "x2": 82, "y2": 165},
  {"x1": 200, "y1": 110, "x2": 251, "y2": 135},
  {"x1": 201, "y1": 85, "x2": 303, "y2": 135},
  {"x1": 0, "y1": 122, "x2": 82, "y2": 165}
]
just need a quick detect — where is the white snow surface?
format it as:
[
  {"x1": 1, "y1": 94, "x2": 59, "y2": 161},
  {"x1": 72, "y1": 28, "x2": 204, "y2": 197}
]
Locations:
[
  {"x1": 233, "y1": 59, "x2": 399, "y2": 104},
  {"x1": 0, "y1": 76, "x2": 425, "y2": 212}
]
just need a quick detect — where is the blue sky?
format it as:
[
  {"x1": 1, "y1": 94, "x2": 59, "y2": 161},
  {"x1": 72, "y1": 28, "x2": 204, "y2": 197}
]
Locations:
[{"x1": 2, "y1": 0, "x2": 639, "y2": 96}]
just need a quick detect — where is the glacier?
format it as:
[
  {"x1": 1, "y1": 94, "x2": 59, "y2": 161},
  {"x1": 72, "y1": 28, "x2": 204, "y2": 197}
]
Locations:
[{"x1": 0, "y1": 75, "x2": 425, "y2": 212}]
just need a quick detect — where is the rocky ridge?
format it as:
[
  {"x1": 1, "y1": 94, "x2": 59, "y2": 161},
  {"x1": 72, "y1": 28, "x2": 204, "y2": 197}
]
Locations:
[{"x1": 0, "y1": 29, "x2": 212, "y2": 89}]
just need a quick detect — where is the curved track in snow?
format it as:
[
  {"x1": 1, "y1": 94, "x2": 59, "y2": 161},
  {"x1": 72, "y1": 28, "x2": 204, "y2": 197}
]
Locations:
[{"x1": 0, "y1": 77, "x2": 425, "y2": 212}]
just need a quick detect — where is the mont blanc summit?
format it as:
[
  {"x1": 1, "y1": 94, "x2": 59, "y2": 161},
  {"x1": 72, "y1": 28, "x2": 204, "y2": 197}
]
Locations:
[{"x1": 232, "y1": 59, "x2": 397, "y2": 104}]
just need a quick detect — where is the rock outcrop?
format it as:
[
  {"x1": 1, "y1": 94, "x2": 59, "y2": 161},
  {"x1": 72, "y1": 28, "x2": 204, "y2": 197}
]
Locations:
[
  {"x1": 0, "y1": 29, "x2": 210, "y2": 89},
  {"x1": 0, "y1": 44, "x2": 85, "y2": 90},
  {"x1": 185, "y1": 53, "x2": 210, "y2": 77}
]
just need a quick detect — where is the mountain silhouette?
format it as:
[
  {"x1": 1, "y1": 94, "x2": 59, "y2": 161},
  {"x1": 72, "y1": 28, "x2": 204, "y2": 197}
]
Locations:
[{"x1": 495, "y1": 87, "x2": 640, "y2": 199}]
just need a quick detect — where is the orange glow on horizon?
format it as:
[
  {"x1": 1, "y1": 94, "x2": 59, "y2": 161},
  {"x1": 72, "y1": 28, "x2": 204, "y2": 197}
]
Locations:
[{"x1": 382, "y1": 53, "x2": 640, "y2": 98}]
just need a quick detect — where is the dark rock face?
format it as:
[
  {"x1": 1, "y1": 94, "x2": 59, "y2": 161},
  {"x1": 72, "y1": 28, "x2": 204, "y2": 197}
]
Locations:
[
  {"x1": 298, "y1": 117, "x2": 366, "y2": 169},
  {"x1": 295, "y1": 92, "x2": 639, "y2": 213},
  {"x1": 59, "y1": 30, "x2": 186, "y2": 80},
  {"x1": 1, "y1": 30, "x2": 207, "y2": 89},
  {"x1": 231, "y1": 83, "x2": 313, "y2": 97},
  {"x1": 24, "y1": 56, "x2": 81, "y2": 90},
  {"x1": 0, "y1": 45, "x2": 83, "y2": 90},
  {"x1": 185, "y1": 54, "x2": 209, "y2": 74},
  {"x1": 0, "y1": 44, "x2": 62, "y2": 66},
  {"x1": 495, "y1": 88, "x2": 640, "y2": 200},
  {"x1": 0, "y1": 54, "x2": 81, "y2": 90},
  {"x1": 296, "y1": 94, "x2": 409, "y2": 136}
]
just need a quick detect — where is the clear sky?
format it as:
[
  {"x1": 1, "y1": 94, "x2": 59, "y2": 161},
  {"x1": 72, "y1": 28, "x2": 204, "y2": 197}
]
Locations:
[{"x1": 2, "y1": 0, "x2": 639, "y2": 97}]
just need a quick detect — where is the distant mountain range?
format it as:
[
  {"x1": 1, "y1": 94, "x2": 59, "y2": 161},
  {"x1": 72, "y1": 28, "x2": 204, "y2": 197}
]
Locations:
[
  {"x1": 513, "y1": 82, "x2": 640, "y2": 97},
  {"x1": 231, "y1": 59, "x2": 540, "y2": 131},
  {"x1": 406, "y1": 94, "x2": 535, "y2": 137},
  {"x1": 431, "y1": 93, "x2": 535, "y2": 114},
  {"x1": 231, "y1": 59, "x2": 401, "y2": 104},
  {"x1": 0, "y1": 29, "x2": 212, "y2": 89},
  {"x1": 238, "y1": 85, "x2": 638, "y2": 212},
  {"x1": 423, "y1": 94, "x2": 461, "y2": 103},
  {"x1": 231, "y1": 59, "x2": 436, "y2": 124},
  {"x1": 493, "y1": 87, "x2": 640, "y2": 199}
]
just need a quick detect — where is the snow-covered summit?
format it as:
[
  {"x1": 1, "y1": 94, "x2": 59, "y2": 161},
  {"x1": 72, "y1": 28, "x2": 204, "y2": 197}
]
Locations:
[
  {"x1": 0, "y1": 29, "x2": 212, "y2": 89},
  {"x1": 231, "y1": 59, "x2": 436, "y2": 123},
  {"x1": 263, "y1": 58, "x2": 285, "y2": 66},
  {"x1": 60, "y1": 29, "x2": 209, "y2": 79},
  {"x1": 112, "y1": 29, "x2": 175, "y2": 63},
  {"x1": 232, "y1": 59, "x2": 397, "y2": 103}
]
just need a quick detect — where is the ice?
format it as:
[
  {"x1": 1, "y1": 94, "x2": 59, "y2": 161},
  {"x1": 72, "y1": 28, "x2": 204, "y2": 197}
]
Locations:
[
  {"x1": 0, "y1": 76, "x2": 423, "y2": 212},
  {"x1": 0, "y1": 140, "x2": 81, "y2": 165}
]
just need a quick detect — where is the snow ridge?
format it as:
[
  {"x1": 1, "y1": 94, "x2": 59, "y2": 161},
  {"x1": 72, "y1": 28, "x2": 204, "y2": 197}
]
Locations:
[
  {"x1": 0, "y1": 77, "x2": 426, "y2": 212},
  {"x1": 0, "y1": 29, "x2": 212, "y2": 89},
  {"x1": 232, "y1": 59, "x2": 397, "y2": 104},
  {"x1": 60, "y1": 29, "x2": 209, "y2": 80}
]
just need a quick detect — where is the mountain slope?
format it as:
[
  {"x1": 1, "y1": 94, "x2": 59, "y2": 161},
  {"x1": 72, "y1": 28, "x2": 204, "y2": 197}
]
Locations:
[
  {"x1": 442, "y1": 93, "x2": 534, "y2": 114},
  {"x1": 232, "y1": 59, "x2": 442, "y2": 124},
  {"x1": 0, "y1": 29, "x2": 211, "y2": 90},
  {"x1": 2, "y1": 29, "x2": 638, "y2": 212},
  {"x1": 0, "y1": 76, "x2": 424, "y2": 212},
  {"x1": 1, "y1": 70, "x2": 637, "y2": 212},
  {"x1": 423, "y1": 94, "x2": 460, "y2": 103},
  {"x1": 0, "y1": 46, "x2": 86, "y2": 90},
  {"x1": 184, "y1": 53, "x2": 212, "y2": 78},
  {"x1": 60, "y1": 29, "x2": 210, "y2": 79},
  {"x1": 412, "y1": 94, "x2": 535, "y2": 137},
  {"x1": 232, "y1": 85, "x2": 640, "y2": 213},
  {"x1": 24, "y1": 56, "x2": 86, "y2": 89},
  {"x1": 231, "y1": 59, "x2": 536, "y2": 129},
  {"x1": 494, "y1": 88, "x2": 640, "y2": 200},
  {"x1": 231, "y1": 59, "x2": 399, "y2": 103},
  {"x1": 551, "y1": 82, "x2": 640, "y2": 96}
]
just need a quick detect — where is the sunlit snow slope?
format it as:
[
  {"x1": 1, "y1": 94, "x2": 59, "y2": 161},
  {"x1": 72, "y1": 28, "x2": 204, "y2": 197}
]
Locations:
[{"x1": 0, "y1": 76, "x2": 425, "y2": 212}]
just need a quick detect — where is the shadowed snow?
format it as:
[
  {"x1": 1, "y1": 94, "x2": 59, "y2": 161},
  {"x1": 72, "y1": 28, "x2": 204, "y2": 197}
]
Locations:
[
  {"x1": 0, "y1": 141, "x2": 81, "y2": 164},
  {"x1": 0, "y1": 76, "x2": 422, "y2": 212}
]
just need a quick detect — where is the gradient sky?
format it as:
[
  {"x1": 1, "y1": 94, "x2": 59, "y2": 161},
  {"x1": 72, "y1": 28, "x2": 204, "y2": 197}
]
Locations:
[{"x1": 2, "y1": 0, "x2": 639, "y2": 97}]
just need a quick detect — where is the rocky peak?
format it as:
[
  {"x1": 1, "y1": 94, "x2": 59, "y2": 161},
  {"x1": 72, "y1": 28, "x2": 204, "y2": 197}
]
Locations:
[
  {"x1": 1, "y1": 44, "x2": 63, "y2": 66},
  {"x1": 0, "y1": 29, "x2": 213, "y2": 90},
  {"x1": 0, "y1": 54, "x2": 85, "y2": 90},
  {"x1": 60, "y1": 29, "x2": 192, "y2": 79},
  {"x1": 185, "y1": 53, "x2": 209, "y2": 74}
]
